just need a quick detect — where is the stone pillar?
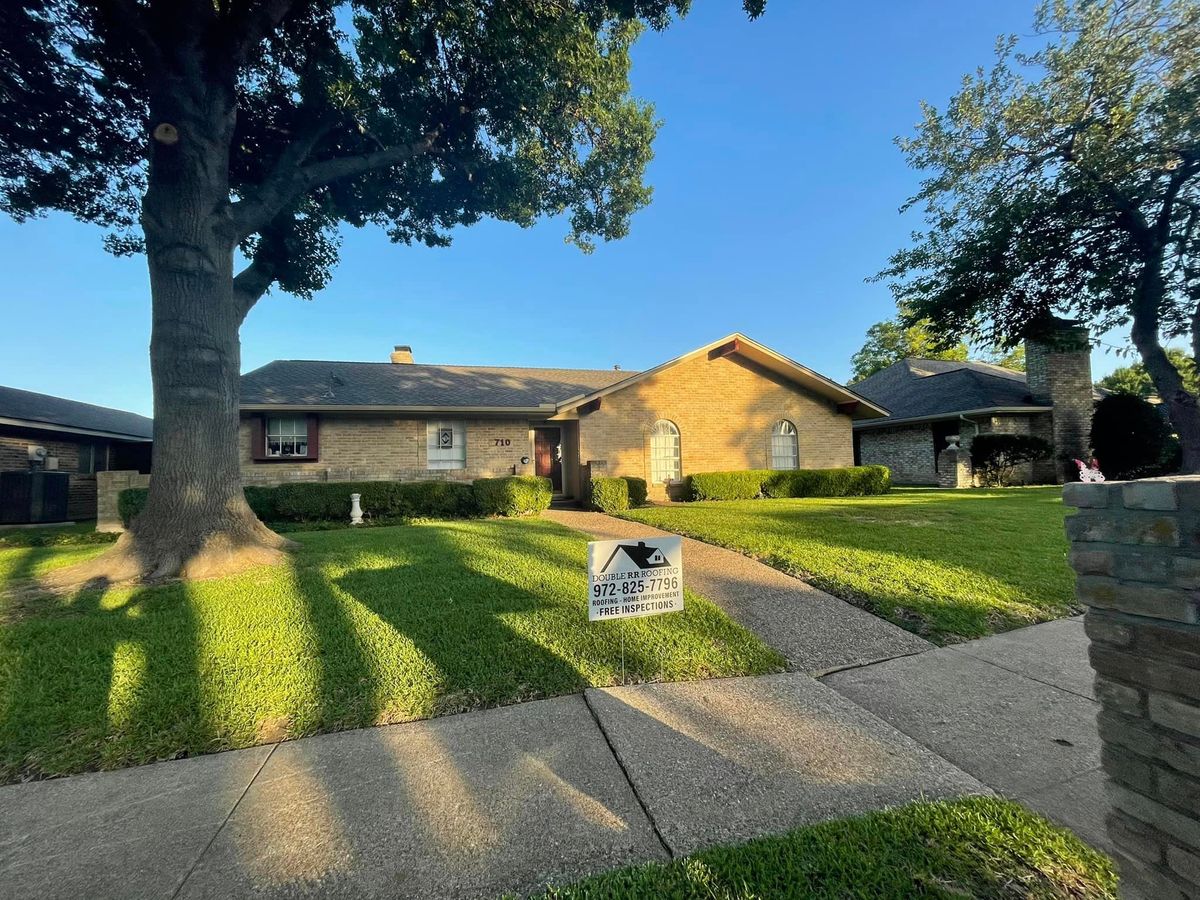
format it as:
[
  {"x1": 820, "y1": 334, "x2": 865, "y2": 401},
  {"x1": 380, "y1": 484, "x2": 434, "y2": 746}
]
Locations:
[
  {"x1": 1064, "y1": 476, "x2": 1200, "y2": 899},
  {"x1": 937, "y1": 437, "x2": 973, "y2": 489},
  {"x1": 96, "y1": 470, "x2": 151, "y2": 533}
]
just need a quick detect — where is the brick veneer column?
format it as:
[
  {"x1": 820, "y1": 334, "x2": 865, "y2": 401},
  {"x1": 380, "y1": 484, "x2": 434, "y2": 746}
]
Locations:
[
  {"x1": 1064, "y1": 476, "x2": 1200, "y2": 899},
  {"x1": 936, "y1": 444, "x2": 972, "y2": 489}
]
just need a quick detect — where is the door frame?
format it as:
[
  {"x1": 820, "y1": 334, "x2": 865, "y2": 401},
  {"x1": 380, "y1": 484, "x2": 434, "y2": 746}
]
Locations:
[{"x1": 531, "y1": 426, "x2": 564, "y2": 493}]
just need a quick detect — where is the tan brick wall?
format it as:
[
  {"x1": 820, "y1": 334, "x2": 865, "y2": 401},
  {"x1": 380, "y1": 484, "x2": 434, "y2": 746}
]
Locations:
[
  {"x1": 576, "y1": 353, "x2": 854, "y2": 498},
  {"x1": 96, "y1": 470, "x2": 151, "y2": 532},
  {"x1": 238, "y1": 414, "x2": 534, "y2": 485},
  {"x1": 857, "y1": 424, "x2": 936, "y2": 485}
]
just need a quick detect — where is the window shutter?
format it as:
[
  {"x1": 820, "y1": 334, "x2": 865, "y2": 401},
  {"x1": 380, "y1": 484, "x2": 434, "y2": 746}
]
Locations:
[
  {"x1": 251, "y1": 416, "x2": 268, "y2": 462},
  {"x1": 305, "y1": 414, "x2": 320, "y2": 461}
]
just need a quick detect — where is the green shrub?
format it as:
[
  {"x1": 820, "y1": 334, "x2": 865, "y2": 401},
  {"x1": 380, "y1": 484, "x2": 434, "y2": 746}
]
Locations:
[
  {"x1": 243, "y1": 485, "x2": 280, "y2": 521},
  {"x1": 1091, "y1": 393, "x2": 1177, "y2": 480},
  {"x1": 118, "y1": 487, "x2": 149, "y2": 527},
  {"x1": 588, "y1": 476, "x2": 630, "y2": 513},
  {"x1": 624, "y1": 477, "x2": 648, "y2": 507},
  {"x1": 687, "y1": 470, "x2": 772, "y2": 501},
  {"x1": 684, "y1": 466, "x2": 892, "y2": 501},
  {"x1": 473, "y1": 476, "x2": 552, "y2": 516},
  {"x1": 763, "y1": 465, "x2": 892, "y2": 498},
  {"x1": 969, "y1": 434, "x2": 1053, "y2": 486}
]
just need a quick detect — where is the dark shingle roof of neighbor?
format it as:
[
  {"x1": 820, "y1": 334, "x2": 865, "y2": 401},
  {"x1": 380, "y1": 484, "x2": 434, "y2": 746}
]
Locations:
[
  {"x1": 850, "y1": 359, "x2": 1043, "y2": 427},
  {"x1": 0, "y1": 385, "x2": 153, "y2": 440},
  {"x1": 240, "y1": 360, "x2": 636, "y2": 409}
]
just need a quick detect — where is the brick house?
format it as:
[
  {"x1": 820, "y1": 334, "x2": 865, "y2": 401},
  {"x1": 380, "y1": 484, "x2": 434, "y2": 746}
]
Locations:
[
  {"x1": 851, "y1": 320, "x2": 1096, "y2": 486},
  {"x1": 238, "y1": 334, "x2": 886, "y2": 500},
  {"x1": 0, "y1": 386, "x2": 152, "y2": 521}
]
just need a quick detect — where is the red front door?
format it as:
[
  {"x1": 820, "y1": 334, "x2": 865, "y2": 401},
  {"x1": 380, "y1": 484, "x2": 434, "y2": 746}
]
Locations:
[{"x1": 533, "y1": 429, "x2": 562, "y2": 492}]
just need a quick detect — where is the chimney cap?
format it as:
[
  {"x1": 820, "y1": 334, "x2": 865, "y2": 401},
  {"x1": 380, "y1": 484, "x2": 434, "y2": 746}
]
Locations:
[{"x1": 390, "y1": 345, "x2": 414, "y2": 364}]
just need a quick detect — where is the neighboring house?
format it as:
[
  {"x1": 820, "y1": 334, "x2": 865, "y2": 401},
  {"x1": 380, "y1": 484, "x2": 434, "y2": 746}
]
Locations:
[
  {"x1": 238, "y1": 333, "x2": 886, "y2": 501},
  {"x1": 0, "y1": 386, "x2": 153, "y2": 521},
  {"x1": 850, "y1": 321, "x2": 1095, "y2": 486}
]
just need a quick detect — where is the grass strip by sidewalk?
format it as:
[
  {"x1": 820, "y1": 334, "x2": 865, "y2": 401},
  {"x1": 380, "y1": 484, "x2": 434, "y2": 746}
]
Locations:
[
  {"x1": 0, "y1": 518, "x2": 783, "y2": 783},
  {"x1": 529, "y1": 796, "x2": 1116, "y2": 899},
  {"x1": 622, "y1": 487, "x2": 1077, "y2": 643}
]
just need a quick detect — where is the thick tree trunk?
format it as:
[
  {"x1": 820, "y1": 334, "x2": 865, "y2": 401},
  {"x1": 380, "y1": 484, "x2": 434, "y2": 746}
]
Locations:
[
  {"x1": 47, "y1": 66, "x2": 290, "y2": 586},
  {"x1": 1130, "y1": 260, "x2": 1200, "y2": 474}
]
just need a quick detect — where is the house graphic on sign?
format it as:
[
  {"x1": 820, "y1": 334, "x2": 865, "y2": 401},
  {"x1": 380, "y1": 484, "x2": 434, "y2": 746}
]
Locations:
[{"x1": 600, "y1": 541, "x2": 672, "y2": 573}]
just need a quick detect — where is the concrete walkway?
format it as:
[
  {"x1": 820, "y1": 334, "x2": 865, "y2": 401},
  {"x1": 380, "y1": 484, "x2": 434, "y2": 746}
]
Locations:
[
  {"x1": 544, "y1": 509, "x2": 932, "y2": 673},
  {"x1": 0, "y1": 674, "x2": 984, "y2": 900},
  {"x1": 824, "y1": 616, "x2": 1110, "y2": 851}
]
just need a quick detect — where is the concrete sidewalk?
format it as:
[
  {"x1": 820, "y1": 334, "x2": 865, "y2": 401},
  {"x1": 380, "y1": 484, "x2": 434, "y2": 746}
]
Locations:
[
  {"x1": 0, "y1": 674, "x2": 983, "y2": 900},
  {"x1": 544, "y1": 509, "x2": 932, "y2": 673},
  {"x1": 824, "y1": 616, "x2": 1110, "y2": 850}
]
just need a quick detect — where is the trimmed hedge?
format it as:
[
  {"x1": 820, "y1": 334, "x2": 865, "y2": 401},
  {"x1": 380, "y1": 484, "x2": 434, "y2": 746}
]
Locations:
[
  {"x1": 117, "y1": 476, "x2": 549, "y2": 528},
  {"x1": 588, "y1": 476, "x2": 650, "y2": 513},
  {"x1": 589, "y1": 477, "x2": 630, "y2": 513},
  {"x1": 686, "y1": 465, "x2": 891, "y2": 501},
  {"x1": 474, "y1": 476, "x2": 552, "y2": 516}
]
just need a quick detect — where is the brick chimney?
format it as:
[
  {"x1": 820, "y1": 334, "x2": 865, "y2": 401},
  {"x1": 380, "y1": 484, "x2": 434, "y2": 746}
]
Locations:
[
  {"x1": 1025, "y1": 318, "x2": 1092, "y2": 481},
  {"x1": 390, "y1": 345, "x2": 414, "y2": 364}
]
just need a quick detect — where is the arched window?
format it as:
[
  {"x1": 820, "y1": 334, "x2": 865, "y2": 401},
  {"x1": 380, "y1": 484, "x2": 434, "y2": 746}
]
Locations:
[
  {"x1": 650, "y1": 420, "x2": 682, "y2": 484},
  {"x1": 770, "y1": 419, "x2": 799, "y2": 470}
]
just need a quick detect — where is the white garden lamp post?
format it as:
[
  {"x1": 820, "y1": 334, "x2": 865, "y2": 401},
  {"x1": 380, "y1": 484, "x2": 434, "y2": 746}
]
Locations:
[{"x1": 350, "y1": 493, "x2": 363, "y2": 526}]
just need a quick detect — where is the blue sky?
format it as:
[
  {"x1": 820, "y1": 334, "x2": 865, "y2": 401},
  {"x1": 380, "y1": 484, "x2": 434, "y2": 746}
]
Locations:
[{"x1": 0, "y1": 0, "x2": 1130, "y2": 417}]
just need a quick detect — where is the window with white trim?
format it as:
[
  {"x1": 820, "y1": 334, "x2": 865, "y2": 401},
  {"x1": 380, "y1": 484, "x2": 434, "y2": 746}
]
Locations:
[
  {"x1": 650, "y1": 419, "x2": 681, "y2": 484},
  {"x1": 266, "y1": 417, "x2": 309, "y2": 457},
  {"x1": 427, "y1": 420, "x2": 467, "y2": 469},
  {"x1": 770, "y1": 419, "x2": 799, "y2": 470}
]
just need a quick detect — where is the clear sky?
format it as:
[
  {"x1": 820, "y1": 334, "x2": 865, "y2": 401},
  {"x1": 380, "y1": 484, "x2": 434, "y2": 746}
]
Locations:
[{"x1": 0, "y1": 0, "x2": 1131, "y2": 417}]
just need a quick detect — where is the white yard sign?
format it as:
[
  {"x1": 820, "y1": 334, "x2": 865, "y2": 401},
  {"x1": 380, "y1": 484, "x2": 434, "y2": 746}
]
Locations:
[{"x1": 587, "y1": 536, "x2": 684, "y2": 621}]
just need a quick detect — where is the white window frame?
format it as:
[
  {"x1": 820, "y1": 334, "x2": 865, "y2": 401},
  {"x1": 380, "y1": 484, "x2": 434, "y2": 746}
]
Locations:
[
  {"x1": 266, "y1": 416, "x2": 309, "y2": 458},
  {"x1": 770, "y1": 419, "x2": 799, "y2": 470},
  {"x1": 650, "y1": 419, "x2": 682, "y2": 485},
  {"x1": 427, "y1": 420, "x2": 467, "y2": 470}
]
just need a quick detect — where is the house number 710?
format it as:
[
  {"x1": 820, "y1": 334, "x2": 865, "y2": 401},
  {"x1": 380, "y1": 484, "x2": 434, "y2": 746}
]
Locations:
[{"x1": 494, "y1": 438, "x2": 511, "y2": 446}]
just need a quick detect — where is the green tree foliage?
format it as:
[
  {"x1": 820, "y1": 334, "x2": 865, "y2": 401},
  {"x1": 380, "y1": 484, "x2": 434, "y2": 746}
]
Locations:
[
  {"x1": 981, "y1": 344, "x2": 1026, "y2": 372},
  {"x1": 0, "y1": 0, "x2": 766, "y2": 578},
  {"x1": 1091, "y1": 393, "x2": 1178, "y2": 479},
  {"x1": 850, "y1": 317, "x2": 969, "y2": 382},
  {"x1": 877, "y1": 0, "x2": 1200, "y2": 470},
  {"x1": 1099, "y1": 348, "x2": 1198, "y2": 398}
]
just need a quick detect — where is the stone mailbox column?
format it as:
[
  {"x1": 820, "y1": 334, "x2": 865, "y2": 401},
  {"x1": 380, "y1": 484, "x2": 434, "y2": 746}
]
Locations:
[
  {"x1": 1064, "y1": 476, "x2": 1200, "y2": 899},
  {"x1": 937, "y1": 436, "x2": 972, "y2": 489}
]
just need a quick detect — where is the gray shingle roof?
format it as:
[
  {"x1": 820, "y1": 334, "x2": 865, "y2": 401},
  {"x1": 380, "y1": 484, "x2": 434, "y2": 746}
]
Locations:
[
  {"x1": 0, "y1": 385, "x2": 153, "y2": 440},
  {"x1": 850, "y1": 359, "x2": 1043, "y2": 427},
  {"x1": 240, "y1": 360, "x2": 636, "y2": 409}
]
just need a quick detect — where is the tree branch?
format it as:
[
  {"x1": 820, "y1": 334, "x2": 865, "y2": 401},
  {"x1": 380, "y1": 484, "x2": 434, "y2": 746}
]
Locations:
[
  {"x1": 233, "y1": 253, "x2": 277, "y2": 324},
  {"x1": 226, "y1": 0, "x2": 296, "y2": 65},
  {"x1": 96, "y1": 0, "x2": 167, "y2": 77},
  {"x1": 231, "y1": 127, "x2": 442, "y2": 241}
]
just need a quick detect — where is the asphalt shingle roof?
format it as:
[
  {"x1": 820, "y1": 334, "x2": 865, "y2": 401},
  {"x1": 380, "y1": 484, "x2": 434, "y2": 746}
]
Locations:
[
  {"x1": 240, "y1": 360, "x2": 636, "y2": 409},
  {"x1": 0, "y1": 385, "x2": 153, "y2": 440},
  {"x1": 850, "y1": 359, "x2": 1042, "y2": 426}
]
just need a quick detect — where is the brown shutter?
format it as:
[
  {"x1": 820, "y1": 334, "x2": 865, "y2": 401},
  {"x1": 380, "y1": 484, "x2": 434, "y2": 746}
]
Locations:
[
  {"x1": 305, "y1": 414, "x2": 320, "y2": 461},
  {"x1": 251, "y1": 415, "x2": 268, "y2": 461}
]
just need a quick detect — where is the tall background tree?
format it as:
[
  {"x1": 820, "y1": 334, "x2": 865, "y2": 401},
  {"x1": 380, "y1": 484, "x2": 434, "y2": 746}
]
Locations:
[
  {"x1": 0, "y1": 0, "x2": 764, "y2": 581},
  {"x1": 877, "y1": 0, "x2": 1200, "y2": 468},
  {"x1": 849, "y1": 313, "x2": 1024, "y2": 382},
  {"x1": 1099, "y1": 347, "x2": 1198, "y2": 397}
]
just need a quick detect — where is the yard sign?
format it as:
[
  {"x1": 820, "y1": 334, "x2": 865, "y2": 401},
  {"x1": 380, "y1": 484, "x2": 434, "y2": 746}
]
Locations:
[{"x1": 587, "y1": 536, "x2": 684, "y2": 621}]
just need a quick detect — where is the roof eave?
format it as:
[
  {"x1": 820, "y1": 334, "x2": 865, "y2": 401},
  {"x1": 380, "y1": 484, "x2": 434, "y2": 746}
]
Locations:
[
  {"x1": 239, "y1": 403, "x2": 559, "y2": 416},
  {"x1": 852, "y1": 406, "x2": 1054, "y2": 430},
  {"x1": 0, "y1": 416, "x2": 153, "y2": 442}
]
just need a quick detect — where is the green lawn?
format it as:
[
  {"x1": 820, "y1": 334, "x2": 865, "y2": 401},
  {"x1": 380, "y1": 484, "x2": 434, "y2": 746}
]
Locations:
[
  {"x1": 0, "y1": 519, "x2": 782, "y2": 782},
  {"x1": 530, "y1": 796, "x2": 1116, "y2": 899},
  {"x1": 621, "y1": 487, "x2": 1077, "y2": 644}
]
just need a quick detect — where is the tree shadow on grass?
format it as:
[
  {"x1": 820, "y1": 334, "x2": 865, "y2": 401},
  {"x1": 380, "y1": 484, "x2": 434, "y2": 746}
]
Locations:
[{"x1": 0, "y1": 574, "x2": 209, "y2": 782}]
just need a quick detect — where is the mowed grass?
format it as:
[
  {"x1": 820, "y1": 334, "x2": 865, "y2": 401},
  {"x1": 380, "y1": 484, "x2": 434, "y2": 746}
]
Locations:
[
  {"x1": 0, "y1": 519, "x2": 783, "y2": 783},
  {"x1": 529, "y1": 796, "x2": 1116, "y2": 900},
  {"x1": 622, "y1": 487, "x2": 1077, "y2": 644}
]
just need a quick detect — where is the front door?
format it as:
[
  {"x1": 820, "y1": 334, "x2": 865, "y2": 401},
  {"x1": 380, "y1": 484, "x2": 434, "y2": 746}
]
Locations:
[{"x1": 533, "y1": 429, "x2": 563, "y2": 492}]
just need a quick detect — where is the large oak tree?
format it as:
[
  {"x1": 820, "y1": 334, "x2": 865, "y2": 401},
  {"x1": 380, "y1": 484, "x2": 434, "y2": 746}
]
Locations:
[
  {"x1": 878, "y1": 0, "x2": 1200, "y2": 469},
  {"x1": 1, "y1": 0, "x2": 763, "y2": 581}
]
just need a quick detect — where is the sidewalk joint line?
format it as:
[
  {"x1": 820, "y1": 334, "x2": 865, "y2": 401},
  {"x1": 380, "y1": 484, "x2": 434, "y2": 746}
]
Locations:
[
  {"x1": 582, "y1": 690, "x2": 675, "y2": 860},
  {"x1": 945, "y1": 646, "x2": 1099, "y2": 704},
  {"x1": 169, "y1": 742, "x2": 279, "y2": 900}
]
